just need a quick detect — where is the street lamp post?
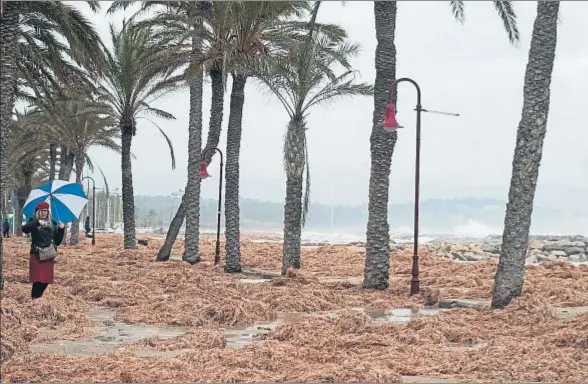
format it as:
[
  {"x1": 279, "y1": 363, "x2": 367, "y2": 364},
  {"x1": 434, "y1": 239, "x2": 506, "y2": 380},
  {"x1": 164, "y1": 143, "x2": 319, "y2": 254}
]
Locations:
[
  {"x1": 198, "y1": 148, "x2": 224, "y2": 265},
  {"x1": 383, "y1": 77, "x2": 459, "y2": 296},
  {"x1": 81, "y1": 176, "x2": 96, "y2": 246}
]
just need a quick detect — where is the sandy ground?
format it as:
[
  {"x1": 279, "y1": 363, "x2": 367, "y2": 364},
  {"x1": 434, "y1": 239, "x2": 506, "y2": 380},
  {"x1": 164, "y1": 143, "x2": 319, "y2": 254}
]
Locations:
[{"x1": 1, "y1": 234, "x2": 587, "y2": 383}]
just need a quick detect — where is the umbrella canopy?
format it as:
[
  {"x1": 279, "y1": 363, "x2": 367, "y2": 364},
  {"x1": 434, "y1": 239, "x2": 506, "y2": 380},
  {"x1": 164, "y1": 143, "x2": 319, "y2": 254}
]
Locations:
[{"x1": 23, "y1": 180, "x2": 88, "y2": 224}]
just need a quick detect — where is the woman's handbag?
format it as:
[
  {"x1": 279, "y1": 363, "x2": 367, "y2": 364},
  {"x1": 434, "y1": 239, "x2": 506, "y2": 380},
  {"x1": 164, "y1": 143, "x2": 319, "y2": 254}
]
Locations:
[{"x1": 38, "y1": 244, "x2": 57, "y2": 261}]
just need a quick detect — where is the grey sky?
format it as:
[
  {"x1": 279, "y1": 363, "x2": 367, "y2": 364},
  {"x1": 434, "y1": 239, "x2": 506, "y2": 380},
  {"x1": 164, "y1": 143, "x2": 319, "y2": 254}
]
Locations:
[{"x1": 79, "y1": 1, "x2": 588, "y2": 209}]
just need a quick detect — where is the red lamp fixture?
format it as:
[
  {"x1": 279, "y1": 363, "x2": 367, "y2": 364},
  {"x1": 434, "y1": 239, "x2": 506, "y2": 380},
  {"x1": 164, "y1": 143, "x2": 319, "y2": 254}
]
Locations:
[
  {"x1": 198, "y1": 162, "x2": 211, "y2": 178},
  {"x1": 383, "y1": 103, "x2": 403, "y2": 132}
]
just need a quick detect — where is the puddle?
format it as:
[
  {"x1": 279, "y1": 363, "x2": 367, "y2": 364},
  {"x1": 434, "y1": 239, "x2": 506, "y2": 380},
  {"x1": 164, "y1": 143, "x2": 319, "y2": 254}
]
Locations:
[
  {"x1": 241, "y1": 267, "x2": 281, "y2": 279},
  {"x1": 30, "y1": 309, "x2": 190, "y2": 357},
  {"x1": 239, "y1": 278, "x2": 271, "y2": 284},
  {"x1": 223, "y1": 322, "x2": 277, "y2": 348},
  {"x1": 30, "y1": 306, "x2": 445, "y2": 355},
  {"x1": 361, "y1": 307, "x2": 441, "y2": 323},
  {"x1": 446, "y1": 342, "x2": 487, "y2": 351},
  {"x1": 250, "y1": 239, "x2": 282, "y2": 244},
  {"x1": 320, "y1": 276, "x2": 363, "y2": 284},
  {"x1": 132, "y1": 348, "x2": 191, "y2": 358},
  {"x1": 401, "y1": 376, "x2": 461, "y2": 383},
  {"x1": 554, "y1": 306, "x2": 588, "y2": 319},
  {"x1": 223, "y1": 307, "x2": 442, "y2": 348},
  {"x1": 241, "y1": 267, "x2": 365, "y2": 285},
  {"x1": 438, "y1": 298, "x2": 489, "y2": 310}
]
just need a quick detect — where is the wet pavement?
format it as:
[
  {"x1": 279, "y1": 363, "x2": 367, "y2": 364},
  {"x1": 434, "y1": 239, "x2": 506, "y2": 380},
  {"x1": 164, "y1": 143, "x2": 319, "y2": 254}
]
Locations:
[
  {"x1": 26, "y1": 302, "x2": 585, "y2": 383},
  {"x1": 554, "y1": 305, "x2": 588, "y2": 319},
  {"x1": 30, "y1": 309, "x2": 190, "y2": 357},
  {"x1": 30, "y1": 305, "x2": 448, "y2": 356},
  {"x1": 401, "y1": 376, "x2": 463, "y2": 383},
  {"x1": 438, "y1": 298, "x2": 489, "y2": 310}
]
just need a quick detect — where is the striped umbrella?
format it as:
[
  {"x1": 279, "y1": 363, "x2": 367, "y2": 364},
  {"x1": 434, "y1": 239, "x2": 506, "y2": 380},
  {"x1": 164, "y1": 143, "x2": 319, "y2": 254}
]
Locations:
[{"x1": 23, "y1": 180, "x2": 88, "y2": 224}]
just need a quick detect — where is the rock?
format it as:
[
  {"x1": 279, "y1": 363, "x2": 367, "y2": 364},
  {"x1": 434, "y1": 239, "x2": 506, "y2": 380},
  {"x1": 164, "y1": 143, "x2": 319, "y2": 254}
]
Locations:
[
  {"x1": 543, "y1": 240, "x2": 586, "y2": 252},
  {"x1": 528, "y1": 240, "x2": 544, "y2": 250},
  {"x1": 452, "y1": 245, "x2": 469, "y2": 253},
  {"x1": 390, "y1": 245, "x2": 404, "y2": 252},
  {"x1": 480, "y1": 244, "x2": 500, "y2": 254},
  {"x1": 565, "y1": 247, "x2": 584, "y2": 256},
  {"x1": 466, "y1": 252, "x2": 490, "y2": 262},
  {"x1": 569, "y1": 235, "x2": 588, "y2": 242},
  {"x1": 525, "y1": 254, "x2": 539, "y2": 265},
  {"x1": 537, "y1": 254, "x2": 551, "y2": 263},
  {"x1": 450, "y1": 252, "x2": 469, "y2": 262},
  {"x1": 529, "y1": 249, "x2": 544, "y2": 257},
  {"x1": 550, "y1": 250, "x2": 567, "y2": 258},
  {"x1": 569, "y1": 254, "x2": 588, "y2": 263}
]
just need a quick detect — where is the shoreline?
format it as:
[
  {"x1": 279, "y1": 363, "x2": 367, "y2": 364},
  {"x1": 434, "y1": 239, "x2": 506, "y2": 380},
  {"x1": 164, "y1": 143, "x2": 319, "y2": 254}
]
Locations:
[{"x1": 97, "y1": 227, "x2": 588, "y2": 245}]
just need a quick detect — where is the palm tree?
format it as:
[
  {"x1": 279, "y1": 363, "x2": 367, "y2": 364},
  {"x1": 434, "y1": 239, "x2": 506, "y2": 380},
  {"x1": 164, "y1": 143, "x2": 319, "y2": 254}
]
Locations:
[
  {"x1": 0, "y1": 0, "x2": 105, "y2": 290},
  {"x1": 139, "y1": 1, "x2": 220, "y2": 263},
  {"x1": 492, "y1": 1, "x2": 559, "y2": 309},
  {"x1": 363, "y1": 1, "x2": 520, "y2": 290},
  {"x1": 24, "y1": 92, "x2": 120, "y2": 244},
  {"x1": 260, "y1": 32, "x2": 372, "y2": 275},
  {"x1": 144, "y1": 1, "x2": 308, "y2": 265},
  {"x1": 215, "y1": 1, "x2": 308, "y2": 272},
  {"x1": 108, "y1": 1, "x2": 221, "y2": 262},
  {"x1": 97, "y1": 20, "x2": 184, "y2": 249},
  {"x1": 6, "y1": 110, "x2": 50, "y2": 236}
]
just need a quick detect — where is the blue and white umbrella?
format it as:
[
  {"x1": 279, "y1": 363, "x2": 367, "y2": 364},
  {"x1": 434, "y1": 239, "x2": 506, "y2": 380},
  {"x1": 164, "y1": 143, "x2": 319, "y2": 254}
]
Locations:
[{"x1": 23, "y1": 180, "x2": 88, "y2": 224}]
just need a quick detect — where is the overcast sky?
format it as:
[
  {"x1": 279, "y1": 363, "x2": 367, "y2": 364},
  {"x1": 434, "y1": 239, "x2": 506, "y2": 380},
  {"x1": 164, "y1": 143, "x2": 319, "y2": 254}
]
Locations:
[{"x1": 77, "y1": 1, "x2": 588, "y2": 209}]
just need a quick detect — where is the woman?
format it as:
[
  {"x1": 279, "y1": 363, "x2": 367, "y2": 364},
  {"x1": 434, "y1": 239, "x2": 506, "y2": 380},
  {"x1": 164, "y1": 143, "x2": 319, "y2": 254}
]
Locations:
[
  {"x1": 22, "y1": 201, "x2": 65, "y2": 300},
  {"x1": 2, "y1": 218, "x2": 9, "y2": 238}
]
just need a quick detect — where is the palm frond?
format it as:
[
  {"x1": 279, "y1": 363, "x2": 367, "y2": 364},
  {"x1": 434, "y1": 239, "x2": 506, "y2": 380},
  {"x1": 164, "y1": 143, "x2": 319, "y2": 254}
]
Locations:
[
  {"x1": 492, "y1": 1, "x2": 520, "y2": 45},
  {"x1": 450, "y1": 1, "x2": 466, "y2": 24}
]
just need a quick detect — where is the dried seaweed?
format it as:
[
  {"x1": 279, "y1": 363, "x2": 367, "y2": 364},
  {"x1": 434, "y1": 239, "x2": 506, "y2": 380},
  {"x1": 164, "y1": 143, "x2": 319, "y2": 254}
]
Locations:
[{"x1": 1, "y1": 235, "x2": 587, "y2": 382}]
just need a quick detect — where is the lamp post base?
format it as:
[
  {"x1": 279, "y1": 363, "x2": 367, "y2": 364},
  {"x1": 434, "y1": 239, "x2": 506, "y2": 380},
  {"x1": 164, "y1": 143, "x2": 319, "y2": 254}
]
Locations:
[{"x1": 410, "y1": 277, "x2": 420, "y2": 296}]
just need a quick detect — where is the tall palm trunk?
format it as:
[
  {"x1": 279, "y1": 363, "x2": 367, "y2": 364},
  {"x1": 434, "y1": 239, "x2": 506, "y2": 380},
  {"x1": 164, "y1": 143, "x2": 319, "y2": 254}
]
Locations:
[
  {"x1": 49, "y1": 143, "x2": 57, "y2": 181},
  {"x1": 183, "y1": 25, "x2": 205, "y2": 264},
  {"x1": 121, "y1": 125, "x2": 137, "y2": 249},
  {"x1": 14, "y1": 167, "x2": 33, "y2": 237},
  {"x1": 69, "y1": 155, "x2": 84, "y2": 245},
  {"x1": 58, "y1": 146, "x2": 75, "y2": 181},
  {"x1": 156, "y1": 68, "x2": 225, "y2": 261},
  {"x1": 281, "y1": 117, "x2": 306, "y2": 274},
  {"x1": 0, "y1": 1, "x2": 19, "y2": 290},
  {"x1": 202, "y1": 69, "x2": 225, "y2": 161},
  {"x1": 14, "y1": 191, "x2": 25, "y2": 237},
  {"x1": 492, "y1": 1, "x2": 559, "y2": 309},
  {"x1": 363, "y1": 1, "x2": 398, "y2": 290},
  {"x1": 224, "y1": 74, "x2": 247, "y2": 273}
]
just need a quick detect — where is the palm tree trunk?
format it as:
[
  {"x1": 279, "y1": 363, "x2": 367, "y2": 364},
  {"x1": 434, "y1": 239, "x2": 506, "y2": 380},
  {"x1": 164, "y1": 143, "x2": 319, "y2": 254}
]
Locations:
[
  {"x1": 281, "y1": 117, "x2": 306, "y2": 275},
  {"x1": 224, "y1": 74, "x2": 247, "y2": 273},
  {"x1": 14, "y1": 168, "x2": 33, "y2": 237},
  {"x1": 49, "y1": 143, "x2": 57, "y2": 181},
  {"x1": 69, "y1": 155, "x2": 84, "y2": 245},
  {"x1": 156, "y1": 197, "x2": 186, "y2": 261},
  {"x1": 14, "y1": 192, "x2": 25, "y2": 237},
  {"x1": 0, "y1": 1, "x2": 19, "y2": 290},
  {"x1": 491, "y1": 1, "x2": 559, "y2": 309},
  {"x1": 121, "y1": 125, "x2": 137, "y2": 249},
  {"x1": 156, "y1": 68, "x2": 225, "y2": 261},
  {"x1": 183, "y1": 24, "x2": 205, "y2": 265},
  {"x1": 58, "y1": 146, "x2": 75, "y2": 181},
  {"x1": 203, "y1": 68, "x2": 225, "y2": 161},
  {"x1": 363, "y1": 1, "x2": 398, "y2": 290}
]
